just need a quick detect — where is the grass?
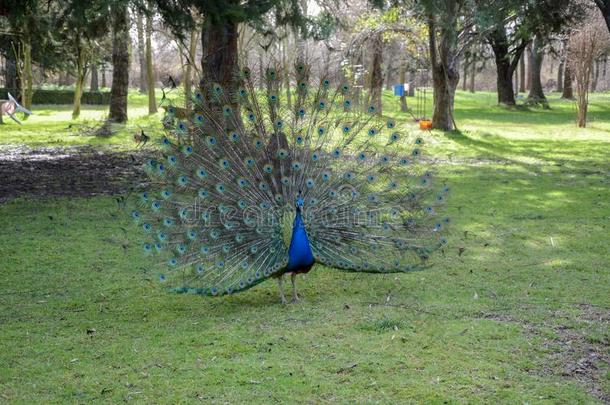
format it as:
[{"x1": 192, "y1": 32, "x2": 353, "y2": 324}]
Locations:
[
  {"x1": 1, "y1": 91, "x2": 609, "y2": 402},
  {"x1": 0, "y1": 90, "x2": 165, "y2": 147}
]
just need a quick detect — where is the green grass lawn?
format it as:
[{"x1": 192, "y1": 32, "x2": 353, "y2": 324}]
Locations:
[
  {"x1": 0, "y1": 90, "x2": 165, "y2": 147},
  {"x1": 0, "y1": 91, "x2": 609, "y2": 402}
]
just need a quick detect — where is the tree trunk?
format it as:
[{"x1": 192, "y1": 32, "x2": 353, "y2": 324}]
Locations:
[
  {"x1": 296, "y1": 0, "x2": 308, "y2": 63},
  {"x1": 519, "y1": 51, "x2": 526, "y2": 92},
  {"x1": 469, "y1": 58, "x2": 475, "y2": 93},
  {"x1": 556, "y1": 60, "x2": 564, "y2": 92},
  {"x1": 368, "y1": 33, "x2": 383, "y2": 115},
  {"x1": 488, "y1": 28, "x2": 526, "y2": 105},
  {"x1": 562, "y1": 65, "x2": 573, "y2": 99},
  {"x1": 101, "y1": 62, "x2": 106, "y2": 88},
  {"x1": 200, "y1": 18, "x2": 238, "y2": 100},
  {"x1": 184, "y1": 28, "x2": 198, "y2": 110},
  {"x1": 384, "y1": 53, "x2": 394, "y2": 91},
  {"x1": 525, "y1": 44, "x2": 532, "y2": 90},
  {"x1": 527, "y1": 36, "x2": 546, "y2": 104},
  {"x1": 109, "y1": 5, "x2": 130, "y2": 123},
  {"x1": 428, "y1": 4, "x2": 460, "y2": 131},
  {"x1": 90, "y1": 63, "x2": 99, "y2": 91},
  {"x1": 577, "y1": 94, "x2": 588, "y2": 127},
  {"x1": 258, "y1": 48, "x2": 265, "y2": 87},
  {"x1": 353, "y1": 51, "x2": 363, "y2": 109},
  {"x1": 495, "y1": 59, "x2": 515, "y2": 105},
  {"x1": 514, "y1": 64, "x2": 518, "y2": 95},
  {"x1": 136, "y1": 11, "x2": 147, "y2": 93},
  {"x1": 399, "y1": 60, "x2": 407, "y2": 112},
  {"x1": 17, "y1": 37, "x2": 33, "y2": 110},
  {"x1": 462, "y1": 55, "x2": 468, "y2": 91},
  {"x1": 72, "y1": 44, "x2": 87, "y2": 119},
  {"x1": 281, "y1": 35, "x2": 292, "y2": 110},
  {"x1": 590, "y1": 59, "x2": 600, "y2": 92},
  {"x1": 145, "y1": 12, "x2": 157, "y2": 114}
]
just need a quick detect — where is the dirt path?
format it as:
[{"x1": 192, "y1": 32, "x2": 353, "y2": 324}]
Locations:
[{"x1": 0, "y1": 145, "x2": 148, "y2": 202}]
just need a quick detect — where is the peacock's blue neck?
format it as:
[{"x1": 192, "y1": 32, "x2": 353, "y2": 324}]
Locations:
[{"x1": 287, "y1": 208, "x2": 314, "y2": 271}]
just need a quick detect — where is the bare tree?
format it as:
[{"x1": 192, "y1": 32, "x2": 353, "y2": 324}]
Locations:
[{"x1": 567, "y1": 15, "x2": 609, "y2": 127}]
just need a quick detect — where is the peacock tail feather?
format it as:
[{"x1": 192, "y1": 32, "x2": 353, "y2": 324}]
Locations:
[{"x1": 129, "y1": 62, "x2": 449, "y2": 296}]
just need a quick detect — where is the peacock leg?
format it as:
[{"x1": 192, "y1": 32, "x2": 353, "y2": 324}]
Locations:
[
  {"x1": 290, "y1": 273, "x2": 299, "y2": 303},
  {"x1": 277, "y1": 275, "x2": 287, "y2": 304}
]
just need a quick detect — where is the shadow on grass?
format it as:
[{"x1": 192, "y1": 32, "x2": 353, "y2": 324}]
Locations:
[{"x1": 442, "y1": 129, "x2": 610, "y2": 174}]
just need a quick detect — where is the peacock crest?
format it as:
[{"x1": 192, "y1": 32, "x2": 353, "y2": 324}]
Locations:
[{"x1": 130, "y1": 62, "x2": 449, "y2": 302}]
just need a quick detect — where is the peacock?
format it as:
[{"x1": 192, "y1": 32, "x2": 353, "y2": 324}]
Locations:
[{"x1": 129, "y1": 62, "x2": 449, "y2": 303}]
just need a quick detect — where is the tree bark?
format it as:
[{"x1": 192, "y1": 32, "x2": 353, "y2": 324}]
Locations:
[
  {"x1": 200, "y1": 18, "x2": 238, "y2": 101},
  {"x1": 146, "y1": 11, "x2": 157, "y2": 114},
  {"x1": 527, "y1": 36, "x2": 546, "y2": 104},
  {"x1": 109, "y1": 4, "x2": 130, "y2": 123},
  {"x1": 368, "y1": 33, "x2": 383, "y2": 115},
  {"x1": 428, "y1": 3, "x2": 460, "y2": 131},
  {"x1": 562, "y1": 65, "x2": 573, "y2": 99},
  {"x1": 495, "y1": 59, "x2": 515, "y2": 104},
  {"x1": 90, "y1": 62, "x2": 99, "y2": 91},
  {"x1": 136, "y1": 11, "x2": 147, "y2": 93}
]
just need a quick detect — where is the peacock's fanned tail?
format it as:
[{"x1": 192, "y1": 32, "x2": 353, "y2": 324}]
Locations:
[{"x1": 130, "y1": 62, "x2": 449, "y2": 296}]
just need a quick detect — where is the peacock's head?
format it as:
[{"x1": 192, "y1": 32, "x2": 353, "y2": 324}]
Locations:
[{"x1": 296, "y1": 191, "x2": 304, "y2": 208}]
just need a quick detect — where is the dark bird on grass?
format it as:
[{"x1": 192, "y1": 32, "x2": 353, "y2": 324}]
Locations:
[
  {"x1": 127, "y1": 63, "x2": 449, "y2": 303},
  {"x1": 134, "y1": 129, "x2": 149, "y2": 147}
]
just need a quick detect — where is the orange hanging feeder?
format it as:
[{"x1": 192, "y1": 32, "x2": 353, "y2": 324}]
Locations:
[{"x1": 419, "y1": 119, "x2": 432, "y2": 130}]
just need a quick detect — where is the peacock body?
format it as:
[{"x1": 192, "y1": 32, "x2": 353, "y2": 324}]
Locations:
[{"x1": 130, "y1": 63, "x2": 448, "y2": 302}]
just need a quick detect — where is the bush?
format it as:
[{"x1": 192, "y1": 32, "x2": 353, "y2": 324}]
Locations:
[{"x1": 0, "y1": 88, "x2": 111, "y2": 105}]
